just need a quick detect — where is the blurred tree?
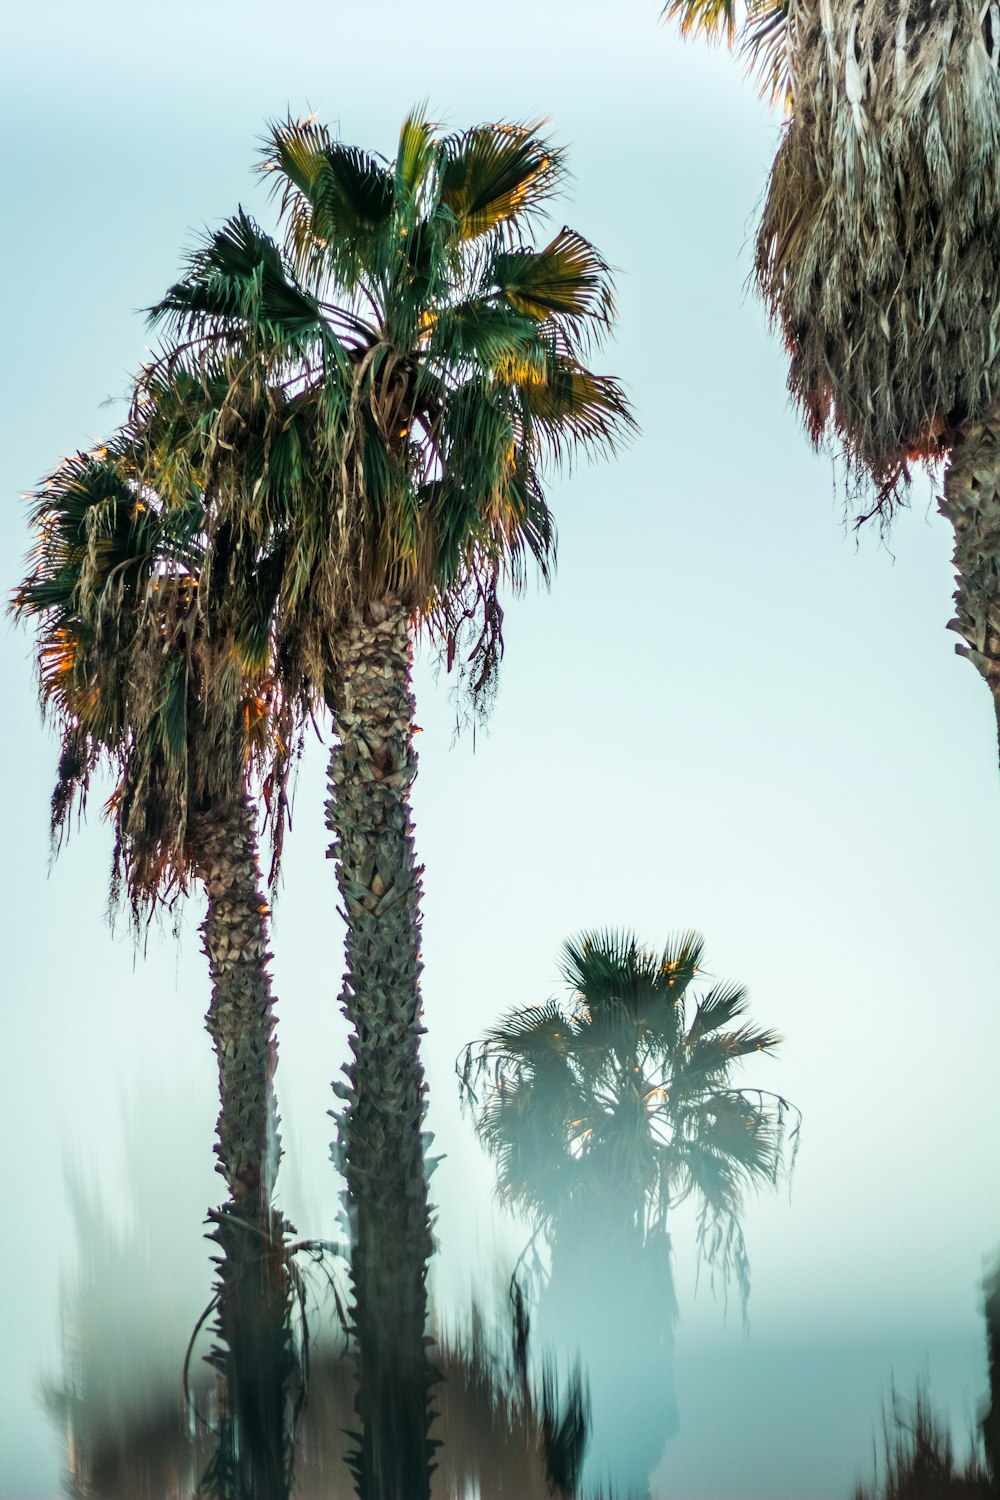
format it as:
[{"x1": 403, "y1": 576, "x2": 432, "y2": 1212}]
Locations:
[{"x1": 461, "y1": 929, "x2": 799, "y2": 1499}]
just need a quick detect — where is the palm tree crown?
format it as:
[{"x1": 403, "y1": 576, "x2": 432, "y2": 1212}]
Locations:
[
  {"x1": 140, "y1": 108, "x2": 635, "y2": 704},
  {"x1": 13, "y1": 418, "x2": 291, "y2": 909},
  {"x1": 663, "y1": 0, "x2": 1000, "y2": 511},
  {"x1": 461, "y1": 929, "x2": 797, "y2": 1295}
]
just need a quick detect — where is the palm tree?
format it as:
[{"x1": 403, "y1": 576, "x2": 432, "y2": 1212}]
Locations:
[
  {"x1": 460, "y1": 929, "x2": 798, "y2": 1500},
  {"x1": 137, "y1": 110, "x2": 636, "y2": 1500},
  {"x1": 663, "y1": 0, "x2": 1000, "y2": 755},
  {"x1": 13, "y1": 428, "x2": 299, "y2": 1500}
]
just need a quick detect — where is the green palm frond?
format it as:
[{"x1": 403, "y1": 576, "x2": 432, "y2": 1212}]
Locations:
[
  {"x1": 496, "y1": 228, "x2": 616, "y2": 346},
  {"x1": 659, "y1": 930, "x2": 705, "y2": 979},
  {"x1": 517, "y1": 357, "x2": 636, "y2": 467},
  {"x1": 482, "y1": 1000, "x2": 578, "y2": 1065},
  {"x1": 261, "y1": 117, "x2": 394, "y2": 289},
  {"x1": 559, "y1": 929, "x2": 647, "y2": 1000},
  {"x1": 394, "y1": 104, "x2": 439, "y2": 209},
  {"x1": 425, "y1": 300, "x2": 543, "y2": 377},
  {"x1": 686, "y1": 978, "x2": 750, "y2": 1040},
  {"x1": 676, "y1": 1025, "x2": 781, "y2": 1099},
  {"x1": 148, "y1": 210, "x2": 342, "y2": 366},
  {"x1": 439, "y1": 121, "x2": 566, "y2": 240}
]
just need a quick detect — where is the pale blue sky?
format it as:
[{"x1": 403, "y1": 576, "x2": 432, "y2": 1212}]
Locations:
[{"x1": 3, "y1": 3, "x2": 1000, "y2": 1496}]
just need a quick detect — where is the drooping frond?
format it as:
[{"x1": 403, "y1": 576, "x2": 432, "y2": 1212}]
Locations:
[
  {"x1": 754, "y1": 0, "x2": 1000, "y2": 518},
  {"x1": 13, "y1": 413, "x2": 295, "y2": 915},
  {"x1": 742, "y1": 0, "x2": 791, "y2": 107},
  {"x1": 516, "y1": 354, "x2": 636, "y2": 467},
  {"x1": 661, "y1": 0, "x2": 792, "y2": 104},
  {"x1": 662, "y1": 0, "x2": 739, "y2": 47}
]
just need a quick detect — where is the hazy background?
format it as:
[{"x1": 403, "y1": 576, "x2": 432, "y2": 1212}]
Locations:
[{"x1": 3, "y1": 3, "x2": 999, "y2": 1496}]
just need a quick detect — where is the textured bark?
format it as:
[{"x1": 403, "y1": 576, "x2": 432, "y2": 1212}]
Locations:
[
  {"x1": 940, "y1": 407, "x2": 1000, "y2": 757},
  {"x1": 194, "y1": 798, "x2": 293, "y2": 1500},
  {"x1": 325, "y1": 599, "x2": 435, "y2": 1500}
]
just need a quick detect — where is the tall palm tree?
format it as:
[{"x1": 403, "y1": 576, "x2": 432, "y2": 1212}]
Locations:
[
  {"x1": 460, "y1": 929, "x2": 798, "y2": 1500},
  {"x1": 664, "y1": 0, "x2": 1000, "y2": 754},
  {"x1": 13, "y1": 429, "x2": 299, "y2": 1500},
  {"x1": 138, "y1": 110, "x2": 636, "y2": 1500}
]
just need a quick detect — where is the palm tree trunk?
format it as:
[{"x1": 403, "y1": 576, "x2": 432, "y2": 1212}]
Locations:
[
  {"x1": 193, "y1": 797, "x2": 293, "y2": 1500},
  {"x1": 325, "y1": 598, "x2": 435, "y2": 1500},
  {"x1": 939, "y1": 410, "x2": 1000, "y2": 759}
]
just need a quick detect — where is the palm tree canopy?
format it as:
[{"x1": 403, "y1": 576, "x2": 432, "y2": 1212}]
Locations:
[
  {"x1": 139, "y1": 110, "x2": 636, "y2": 706},
  {"x1": 13, "y1": 418, "x2": 292, "y2": 911},
  {"x1": 665, "y1": 0, "x2": 1000, "y2": 517},
  {"x1": 460, "y1": 930, "x2": 798, "y2": 1299},
  {"x1": 756, "y1": 0, "x2": 1000, "y2": 516}
]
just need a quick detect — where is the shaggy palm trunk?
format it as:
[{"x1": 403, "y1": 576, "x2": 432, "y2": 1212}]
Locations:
[
  {"x1": 325, "y1": 598, "x2": 435, "y2": 1500},
  {"x1": 940, "y1": 409, "x2": 1000, "y2": 758},
  {"x1": 194, "y1": 798, "x2": 293, "y2": 1500}
]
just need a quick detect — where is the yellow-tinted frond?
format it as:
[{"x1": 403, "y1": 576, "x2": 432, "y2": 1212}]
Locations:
[{"x1": 440, "y1": 122, "x2": 566, "y2": 241}]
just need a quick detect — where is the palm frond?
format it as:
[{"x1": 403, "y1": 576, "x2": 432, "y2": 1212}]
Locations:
[
  {"x1": 661, "y1": 0, "x2": 739, "y2": 46},
  {"x1": 394, "y1": 104, "x2": 439, "y2": 210},
  {"x1": 518, "y1": 356, "x2": 637, "y2": 466},
  {"x1": 261, "y1": 117, "x2": 394, "y2": 289},
  {"x1": 439, "y1": 121, "x2": 566, "y2": 240},
  {"x1": 741, "y1": 0, "x2": 792, "y2": 106},
  {"x1": 147, "y1": 210, "x2": 338, "y2": 368},
  {"x1": 686, "y1": 979, "x2": 749, "y2": 1040},
  {"x1": 495, "y1": 228, "x2": 616, "y2": 347}
]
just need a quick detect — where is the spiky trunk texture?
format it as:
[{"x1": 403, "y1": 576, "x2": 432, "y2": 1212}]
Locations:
[
  {"x1": 194, "y1": 798, "x2": 294, "y2": 1500},
  {"x1": 940, "y1": 409, "x2": 1000, "y2": 758},
  {"x1": 325, "y1": 599, "x2": 435, "y2": 1500}
]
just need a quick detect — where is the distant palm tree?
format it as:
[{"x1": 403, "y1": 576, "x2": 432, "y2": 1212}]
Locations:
[
  {"x1": 14, "y1": 428, "x2": 298, "y2": 1500},
  {"x1": 461, "y1": 929, "x2": 799, "y2": 1500},
  {"x1": 663, "y1": 0, "x2": 1000, "y2": 754},
  {"x1": 140, "y1": 109, "x2": 636, "y2": 1500}
]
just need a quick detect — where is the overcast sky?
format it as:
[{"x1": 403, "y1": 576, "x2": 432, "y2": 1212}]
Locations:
[{"x1": 3, "y1": 4, "x2": 1000, "y2": 1496}]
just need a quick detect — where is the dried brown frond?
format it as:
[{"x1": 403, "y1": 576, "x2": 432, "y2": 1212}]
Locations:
[{"x1": 755, "y1": 0, "x2": 1000, "y2": 520}]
